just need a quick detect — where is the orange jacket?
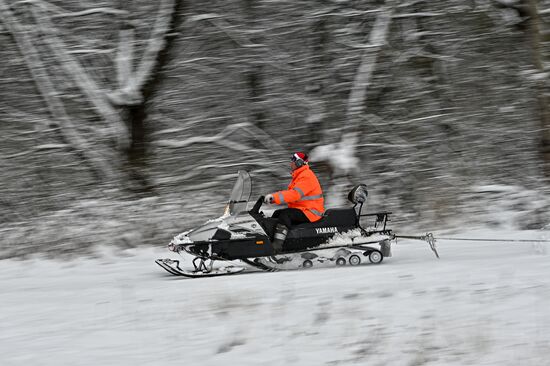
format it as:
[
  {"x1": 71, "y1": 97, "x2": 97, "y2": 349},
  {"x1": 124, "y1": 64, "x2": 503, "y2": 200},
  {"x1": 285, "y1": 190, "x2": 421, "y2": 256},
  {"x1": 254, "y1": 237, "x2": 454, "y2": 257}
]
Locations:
[{"x1": 271, "y1": 165, "x2": 325, "y2": 222}]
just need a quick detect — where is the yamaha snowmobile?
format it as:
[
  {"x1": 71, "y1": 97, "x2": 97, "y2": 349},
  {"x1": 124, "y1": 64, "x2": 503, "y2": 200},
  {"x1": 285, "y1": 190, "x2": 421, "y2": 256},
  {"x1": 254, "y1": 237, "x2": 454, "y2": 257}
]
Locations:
[{"x1": 156, "y1": 170, "x2": 412, "y2": 278}]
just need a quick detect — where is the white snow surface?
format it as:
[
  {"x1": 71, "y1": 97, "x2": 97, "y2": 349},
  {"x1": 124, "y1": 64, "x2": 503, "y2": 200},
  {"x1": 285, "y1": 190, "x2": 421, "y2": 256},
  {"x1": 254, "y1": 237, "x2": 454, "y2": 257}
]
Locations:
[{"x1": 1, "y1": 228, "x2": 550, "y2": 365}]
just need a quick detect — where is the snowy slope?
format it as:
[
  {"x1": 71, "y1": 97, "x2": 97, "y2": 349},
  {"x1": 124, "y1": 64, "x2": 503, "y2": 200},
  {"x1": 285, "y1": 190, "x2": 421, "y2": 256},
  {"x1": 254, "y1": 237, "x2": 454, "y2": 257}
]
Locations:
[{"x1": 1, "y1": 230, "x2": 549, "y2": 366}]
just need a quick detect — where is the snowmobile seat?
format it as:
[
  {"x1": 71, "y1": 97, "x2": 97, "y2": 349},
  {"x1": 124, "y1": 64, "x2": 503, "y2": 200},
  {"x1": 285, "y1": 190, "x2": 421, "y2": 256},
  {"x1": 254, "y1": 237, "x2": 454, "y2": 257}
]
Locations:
[{"x1": 293, "y1": 208, "x2": 357, "y2": 229}]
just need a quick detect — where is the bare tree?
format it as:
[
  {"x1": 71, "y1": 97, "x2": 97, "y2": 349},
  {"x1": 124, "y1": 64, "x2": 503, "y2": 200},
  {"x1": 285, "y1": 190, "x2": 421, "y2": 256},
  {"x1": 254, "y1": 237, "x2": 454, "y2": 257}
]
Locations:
[
  {"x1": 0, "y1": 0, "x2": 115, "y2": 179},
  {"x1": 310, "y1": 1, "x2": 396, "y2": 206},
  {"x1": 0, "y1": 0, "x2": 178, "y2": 188}
]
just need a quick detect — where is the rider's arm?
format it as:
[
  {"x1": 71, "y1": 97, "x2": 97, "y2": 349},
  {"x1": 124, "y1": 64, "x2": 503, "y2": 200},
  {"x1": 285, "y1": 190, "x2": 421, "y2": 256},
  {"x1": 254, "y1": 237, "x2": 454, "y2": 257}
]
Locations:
[{"x1": 271, "y1": 178, "x2": 310, "y2": 205}]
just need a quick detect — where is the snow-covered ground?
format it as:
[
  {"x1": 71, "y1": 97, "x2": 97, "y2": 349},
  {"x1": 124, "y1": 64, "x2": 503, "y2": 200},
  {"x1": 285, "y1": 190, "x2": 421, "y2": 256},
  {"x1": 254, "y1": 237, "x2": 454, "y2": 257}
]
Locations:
[{"x1": 1, "y1": 229, "x2": 549, "y2": 366}]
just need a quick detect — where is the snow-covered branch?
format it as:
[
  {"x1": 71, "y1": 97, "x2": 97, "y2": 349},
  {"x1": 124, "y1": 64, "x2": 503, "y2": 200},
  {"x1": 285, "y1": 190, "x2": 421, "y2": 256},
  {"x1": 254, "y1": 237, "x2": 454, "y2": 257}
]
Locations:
[
  {"x1": 211, "y1": 18, "x2": 266, "y2": 48},
  {"x1": 50, "y1": 7, "x2": 128, "y2": 18},
  {"x1": 154, "y1": 122, "x2": 288, "y2": 176},
  {"x1": 186, "y1": 13, "x2": 220, "y2": 22},
  {"x1": 189, "y1": 13, "x2": 263, "y2": 48},
  {"x1": 116, "y1": 28, "x2": 135, "y2": 90},
  {"x1": 155, "y1": 128, "x2": 237, "y2": 149},
  {"x1": 393, "y1": 12, "x2": 444, "y2": 18},
  {"x1": 15, "y1": 0, "x2": 127, "y2": 17},
  {"x1": 66, "y1": 48, "x2": 114, "y2": 55},
  {"x1": 12, "y1": 0, "x2": 66, "y2": 14},
  {"x1": 154, "y1": 122, "x2": 276, "y2": 150}
]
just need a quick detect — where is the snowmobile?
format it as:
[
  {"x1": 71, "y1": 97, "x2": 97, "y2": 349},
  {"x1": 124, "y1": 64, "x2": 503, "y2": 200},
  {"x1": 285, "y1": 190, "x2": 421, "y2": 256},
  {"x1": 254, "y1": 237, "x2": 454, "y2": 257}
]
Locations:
[{"x1": 156, "y1": 170, "x2": 429, "y2": 278}]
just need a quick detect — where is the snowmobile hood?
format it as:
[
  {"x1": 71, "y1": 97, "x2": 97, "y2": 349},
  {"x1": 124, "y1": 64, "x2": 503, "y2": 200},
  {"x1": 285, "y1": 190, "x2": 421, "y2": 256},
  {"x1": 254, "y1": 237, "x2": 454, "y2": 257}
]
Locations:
[
  {"x1": 171, "y1": 211, "x2": 267, "y2": 245},
  {"x1": 188, "y1": 215, "x2": 230, "y2": 242},
  {"x1": 171, "y1": 220, "x2": 221, "y2": 245}
]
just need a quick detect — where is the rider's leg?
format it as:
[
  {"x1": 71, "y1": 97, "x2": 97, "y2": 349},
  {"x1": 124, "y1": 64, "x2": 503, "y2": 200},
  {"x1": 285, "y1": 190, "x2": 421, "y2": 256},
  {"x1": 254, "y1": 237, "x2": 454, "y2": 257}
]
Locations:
[
  {"x1": 286, "y1": 208, "x2": 309, "y2": 226},
  {"x1": 271, "y1": 208, "x2": 309, "y2": 253}
]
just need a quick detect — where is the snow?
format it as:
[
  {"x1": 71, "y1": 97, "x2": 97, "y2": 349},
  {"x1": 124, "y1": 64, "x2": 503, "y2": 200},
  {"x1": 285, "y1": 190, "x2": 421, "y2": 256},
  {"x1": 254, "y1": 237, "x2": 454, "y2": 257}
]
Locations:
[
  {"x1": 309, "y1": 133, "x2": 360, "y2": 176},
  {"x1": 1, "y1": 229, "x2": 549, "y2": 366},
  {"x1": 321, "y1": 229, "x2": 391, "y2": 247},
  {"x1": 324, "y1": 228, "x2": 365, "y2": 245},
  {"x1": 205, "y1": 212, "x2": 231, "y2": 224},
  {"x1": 171, "y1": 230, "x2": 193, "y2": 245}
]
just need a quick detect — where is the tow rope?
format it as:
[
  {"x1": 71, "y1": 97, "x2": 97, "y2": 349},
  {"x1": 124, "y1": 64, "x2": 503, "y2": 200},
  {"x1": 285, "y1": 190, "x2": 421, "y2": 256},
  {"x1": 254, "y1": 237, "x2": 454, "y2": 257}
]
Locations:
[
  {"x1": 428, "y1": 237, "x2": 550, "y2": 243},
  {"x1": 395, "y1": 233, "x2": 550, "y2": 259},
  {"x1": 396, "y1": 233, "x2": 439, "y2": 258}
]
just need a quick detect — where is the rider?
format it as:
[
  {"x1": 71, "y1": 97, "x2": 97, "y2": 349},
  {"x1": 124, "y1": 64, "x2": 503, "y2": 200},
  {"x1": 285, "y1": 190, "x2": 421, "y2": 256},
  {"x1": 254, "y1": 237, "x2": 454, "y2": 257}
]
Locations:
[{"x1": 264, "y1": 152, "x2": 325, "y2": 253}]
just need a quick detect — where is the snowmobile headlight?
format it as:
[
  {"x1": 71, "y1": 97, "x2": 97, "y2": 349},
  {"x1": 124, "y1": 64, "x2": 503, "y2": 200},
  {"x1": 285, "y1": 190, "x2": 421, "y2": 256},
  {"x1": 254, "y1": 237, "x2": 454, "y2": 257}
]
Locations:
[{"x1": 168, "y1": 243, "x2": 177, "y2": 252}]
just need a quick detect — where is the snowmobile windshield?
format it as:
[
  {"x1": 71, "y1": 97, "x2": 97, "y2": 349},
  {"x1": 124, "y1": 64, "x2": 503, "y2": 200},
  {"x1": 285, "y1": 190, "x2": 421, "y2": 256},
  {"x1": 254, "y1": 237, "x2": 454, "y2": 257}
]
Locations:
[{"x1": 228, "y1": 170, "x2": 252, "y2": 215}]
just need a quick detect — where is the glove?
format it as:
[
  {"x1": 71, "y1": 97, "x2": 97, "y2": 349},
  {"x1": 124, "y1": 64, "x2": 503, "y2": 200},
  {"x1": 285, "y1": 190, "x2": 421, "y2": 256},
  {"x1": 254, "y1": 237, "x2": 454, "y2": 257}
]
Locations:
[{"x1": 264, "y1": 194, "x2": 274, "y2": 204}]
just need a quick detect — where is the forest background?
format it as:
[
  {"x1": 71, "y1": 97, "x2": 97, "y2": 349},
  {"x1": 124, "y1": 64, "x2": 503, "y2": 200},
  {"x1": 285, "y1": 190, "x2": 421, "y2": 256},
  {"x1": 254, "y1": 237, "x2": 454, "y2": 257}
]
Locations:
[{"x1": 1, "y1": 0, "x2": 549, "y2": 258}]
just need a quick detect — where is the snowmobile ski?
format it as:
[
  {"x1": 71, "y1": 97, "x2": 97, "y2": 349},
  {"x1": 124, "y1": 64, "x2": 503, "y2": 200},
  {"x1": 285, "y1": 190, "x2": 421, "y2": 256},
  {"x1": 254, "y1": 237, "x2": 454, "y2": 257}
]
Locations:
[{"x1": 155, "y1": 258, "x2": 245, "y2": 278}]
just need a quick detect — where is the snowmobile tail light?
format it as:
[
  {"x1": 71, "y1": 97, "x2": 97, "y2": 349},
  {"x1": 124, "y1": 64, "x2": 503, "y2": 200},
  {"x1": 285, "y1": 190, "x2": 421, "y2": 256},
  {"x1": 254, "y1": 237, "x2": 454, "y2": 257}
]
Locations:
[{"x1": 256, "y1": 240, "x2": 264, "y2": 245}]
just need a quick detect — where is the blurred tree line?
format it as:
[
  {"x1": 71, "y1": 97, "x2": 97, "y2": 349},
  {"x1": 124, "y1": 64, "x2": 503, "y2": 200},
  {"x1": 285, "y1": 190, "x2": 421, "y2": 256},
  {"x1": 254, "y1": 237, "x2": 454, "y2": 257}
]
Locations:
[{"x1": 0, "y1": 0, "x2": 549, "y2": 256}]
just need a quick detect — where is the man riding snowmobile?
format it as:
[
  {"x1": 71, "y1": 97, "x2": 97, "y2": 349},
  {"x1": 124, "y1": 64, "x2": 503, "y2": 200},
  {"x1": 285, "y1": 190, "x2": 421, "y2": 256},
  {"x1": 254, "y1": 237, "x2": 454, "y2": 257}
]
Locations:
[{"x1": 264, "y1": 152, "x2": 325, "y2": 253}]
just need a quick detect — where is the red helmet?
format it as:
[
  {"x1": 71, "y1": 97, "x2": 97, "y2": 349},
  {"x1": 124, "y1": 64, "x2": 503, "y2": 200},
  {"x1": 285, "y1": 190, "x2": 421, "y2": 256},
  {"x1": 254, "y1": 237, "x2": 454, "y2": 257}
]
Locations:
[{"x1": 291, "y1": 152, "x2": 308, "y2": 167}]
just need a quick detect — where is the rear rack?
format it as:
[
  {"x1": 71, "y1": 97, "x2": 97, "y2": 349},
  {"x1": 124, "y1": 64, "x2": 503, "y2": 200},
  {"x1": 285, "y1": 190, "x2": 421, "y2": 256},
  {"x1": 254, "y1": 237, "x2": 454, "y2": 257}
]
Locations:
[{"x1": 355, "y1": 201, "x2": 392, "y2": 235}]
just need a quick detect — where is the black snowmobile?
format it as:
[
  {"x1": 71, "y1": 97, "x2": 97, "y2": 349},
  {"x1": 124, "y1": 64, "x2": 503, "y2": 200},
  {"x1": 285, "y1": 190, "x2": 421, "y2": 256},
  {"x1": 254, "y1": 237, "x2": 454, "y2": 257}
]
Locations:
[{"x1": 156, "y1": 170, "x2": 402, "y2": 278}]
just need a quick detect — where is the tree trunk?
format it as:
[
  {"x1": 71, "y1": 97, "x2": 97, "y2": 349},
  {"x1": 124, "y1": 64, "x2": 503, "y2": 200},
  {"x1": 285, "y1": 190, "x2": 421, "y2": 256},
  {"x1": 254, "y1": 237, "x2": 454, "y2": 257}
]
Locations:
[
  {"x1": 243, "y1": 0, "x2": 266, "y2": 129},
  {"x1": 117, "y1": 0, "x2": 181, "y2": 192},
  {"x1": 524, "y1": 0, "x2": 550, "y2": 178},
  {"x1": 246, "y1": 65, "x2": 266, "y2": 130}
]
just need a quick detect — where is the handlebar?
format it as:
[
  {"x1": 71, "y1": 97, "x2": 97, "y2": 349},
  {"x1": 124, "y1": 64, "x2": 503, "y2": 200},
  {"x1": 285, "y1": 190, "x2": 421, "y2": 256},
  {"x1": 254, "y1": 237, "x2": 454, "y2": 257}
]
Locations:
[{"x1": 250, "y1": 196, "x2": 264, "y2": 215}]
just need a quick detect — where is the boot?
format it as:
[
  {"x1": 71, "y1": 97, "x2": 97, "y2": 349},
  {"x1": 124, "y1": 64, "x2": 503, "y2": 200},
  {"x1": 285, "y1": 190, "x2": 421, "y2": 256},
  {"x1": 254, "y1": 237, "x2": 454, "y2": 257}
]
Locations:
[{"x1": 271, "y1": 224, "x2": 288, "y2": 254}]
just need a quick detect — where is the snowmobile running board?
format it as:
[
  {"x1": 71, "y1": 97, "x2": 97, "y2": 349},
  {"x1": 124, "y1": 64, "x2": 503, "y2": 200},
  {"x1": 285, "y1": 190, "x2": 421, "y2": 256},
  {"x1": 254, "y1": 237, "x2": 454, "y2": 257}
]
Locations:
[{"x1": 396, "y1": 233, "x2": 439, "y2": 258}]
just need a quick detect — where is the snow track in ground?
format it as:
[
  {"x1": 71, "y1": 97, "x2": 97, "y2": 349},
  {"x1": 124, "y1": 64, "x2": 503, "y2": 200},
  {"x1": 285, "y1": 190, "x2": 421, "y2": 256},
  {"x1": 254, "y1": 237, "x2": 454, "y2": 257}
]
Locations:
[{"x1": 1, "y1": 229, "x2": 549, "y2": 365}]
